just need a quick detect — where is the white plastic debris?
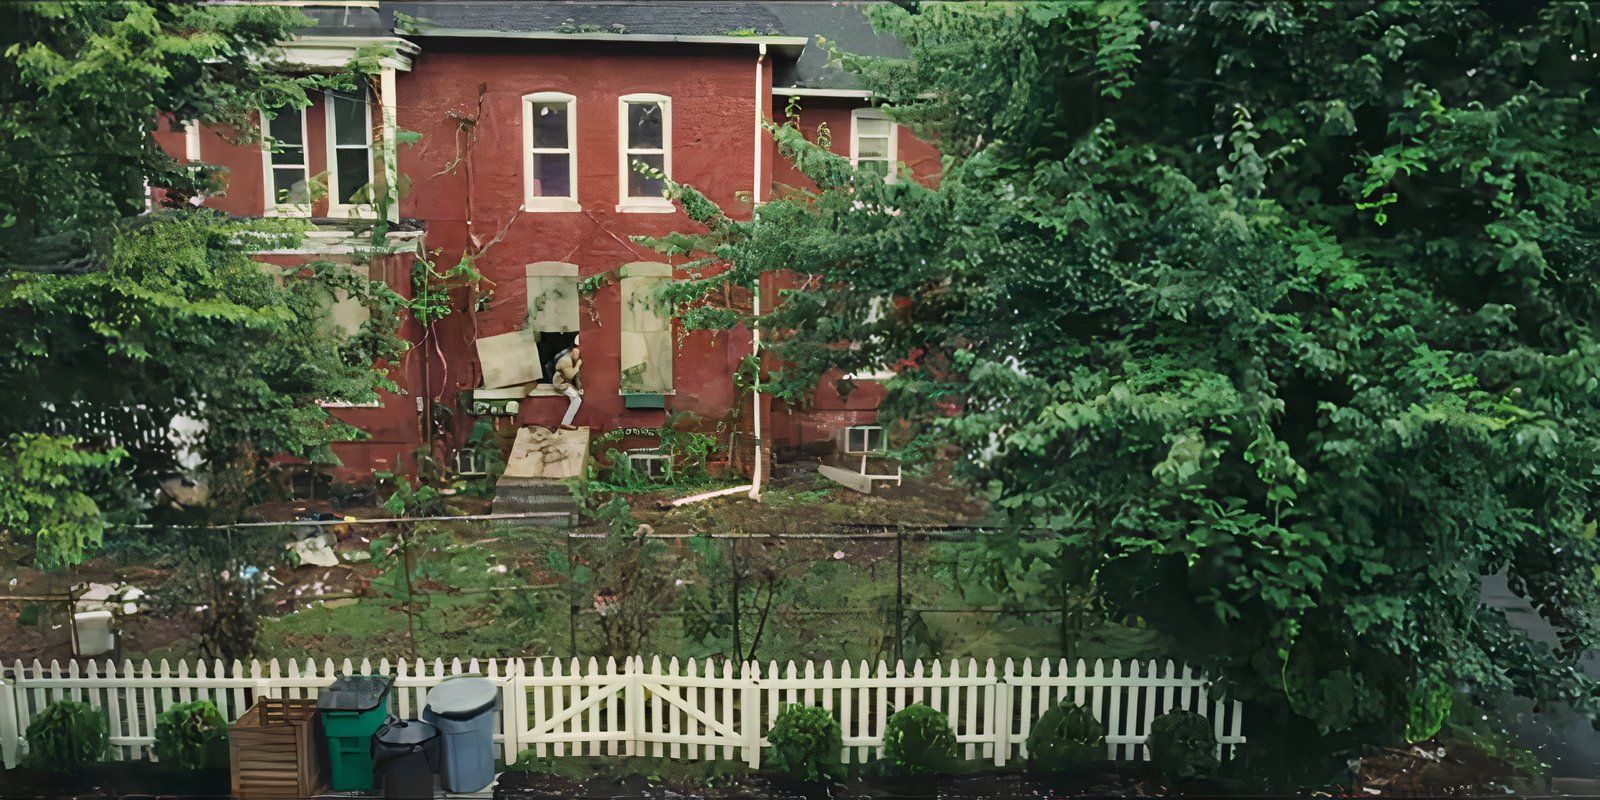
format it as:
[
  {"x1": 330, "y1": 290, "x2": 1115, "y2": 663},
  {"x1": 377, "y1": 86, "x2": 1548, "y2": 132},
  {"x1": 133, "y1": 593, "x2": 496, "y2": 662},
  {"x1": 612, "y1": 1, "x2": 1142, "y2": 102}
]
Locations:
[
  {"x1": 73, "y1": 611, "x2": 115, "y2": 656},
  {"x1": 288, "y1": 533, "x2": 340, "y2": 567},
  {"x1": 77, "y1": 582, "x2": 145, "y2": 616}
]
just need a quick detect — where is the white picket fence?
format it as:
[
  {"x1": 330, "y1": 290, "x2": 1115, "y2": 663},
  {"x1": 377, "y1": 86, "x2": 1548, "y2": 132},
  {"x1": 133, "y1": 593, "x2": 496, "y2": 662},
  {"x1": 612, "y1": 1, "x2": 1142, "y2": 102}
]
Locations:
[{"x1": 0, "y1": 656, "x2": 1244, "y2": 770}]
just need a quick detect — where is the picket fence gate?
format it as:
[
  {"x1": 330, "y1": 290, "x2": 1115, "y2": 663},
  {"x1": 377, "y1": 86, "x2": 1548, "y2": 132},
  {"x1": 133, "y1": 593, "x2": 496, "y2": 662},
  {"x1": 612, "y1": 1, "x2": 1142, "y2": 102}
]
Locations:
[{"x1": 0, "y1": 656, "x2": 1244, "y2": 770}]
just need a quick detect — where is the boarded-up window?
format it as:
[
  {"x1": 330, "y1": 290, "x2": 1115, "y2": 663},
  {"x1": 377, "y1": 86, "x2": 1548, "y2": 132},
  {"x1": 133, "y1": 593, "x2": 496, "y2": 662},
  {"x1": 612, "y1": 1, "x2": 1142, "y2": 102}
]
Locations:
[
  {"x1": 527, "y1": 261, "x2": 580, "y2": 384},
  {"x1": 315, "y1": 262, "x2": 372, "y2": 340},
  {"x1": 619, "y1": 261, "x2": 673, "y2": 393}
]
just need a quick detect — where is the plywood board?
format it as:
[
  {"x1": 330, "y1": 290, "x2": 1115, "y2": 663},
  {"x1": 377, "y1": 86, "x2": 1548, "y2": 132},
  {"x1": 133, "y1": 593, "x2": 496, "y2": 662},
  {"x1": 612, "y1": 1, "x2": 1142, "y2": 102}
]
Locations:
[
  {"x1": 503, "y1": 425, "x2": 589, "y2": 480},
  {"x1": 475, "y1": 328, "x2": 541, "y2": 388}
]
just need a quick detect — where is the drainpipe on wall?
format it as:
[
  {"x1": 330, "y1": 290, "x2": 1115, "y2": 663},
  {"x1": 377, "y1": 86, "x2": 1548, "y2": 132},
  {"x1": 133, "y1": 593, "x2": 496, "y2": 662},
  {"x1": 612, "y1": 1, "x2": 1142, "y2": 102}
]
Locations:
[{"x1": 748, "y1": 43, "x2": 766, "y2": 501}]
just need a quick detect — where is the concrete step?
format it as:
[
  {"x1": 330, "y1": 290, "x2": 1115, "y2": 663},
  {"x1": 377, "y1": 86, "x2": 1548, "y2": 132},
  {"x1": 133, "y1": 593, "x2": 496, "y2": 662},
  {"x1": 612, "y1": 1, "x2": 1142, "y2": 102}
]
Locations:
[{"x1": 491, "y1": 477, "x2": 579, "y2": 525}]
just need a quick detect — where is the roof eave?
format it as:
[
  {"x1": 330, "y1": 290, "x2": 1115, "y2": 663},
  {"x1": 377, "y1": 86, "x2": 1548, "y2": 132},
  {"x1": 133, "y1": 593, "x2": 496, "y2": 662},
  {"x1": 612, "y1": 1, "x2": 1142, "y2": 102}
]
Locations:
[{"x1": 410, "y1": 28, "x2": 809, "y2": 56}]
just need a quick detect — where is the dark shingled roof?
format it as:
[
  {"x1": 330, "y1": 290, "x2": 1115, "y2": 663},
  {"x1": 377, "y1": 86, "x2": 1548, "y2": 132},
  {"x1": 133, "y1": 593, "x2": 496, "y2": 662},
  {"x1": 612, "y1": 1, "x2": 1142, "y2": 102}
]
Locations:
[{"x1": 381, "y1": 1, "x2": 906, "y2": 89}]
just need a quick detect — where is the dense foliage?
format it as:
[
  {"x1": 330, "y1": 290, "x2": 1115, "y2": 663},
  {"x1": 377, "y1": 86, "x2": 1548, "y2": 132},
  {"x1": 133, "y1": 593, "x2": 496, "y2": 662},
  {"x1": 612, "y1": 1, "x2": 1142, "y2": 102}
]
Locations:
[
  {"x1": 1026, "y1": 702, "x2": 1105, "y2": 771},
  {"x1": 881, "y1": 703, "x2": 958, "y2": 775},
  {"x1": 153, "y1": 700, "x2": 229, "y2": 771},
  {"x1": 766, "y1": 704, "x2": 842, "y2": 782},
  {"x1": 651, "y1": 0, "x2": 1600, "y2": 759},
  {"x1": 1148, "y1": 710, "x2": 1220, "y2": 780},
  {"x1": 0, "y1": 2, "x2": 407, "y2": 565},
  {"x1": 25, "y1": 700, "x2": 107, "y2": 773}
]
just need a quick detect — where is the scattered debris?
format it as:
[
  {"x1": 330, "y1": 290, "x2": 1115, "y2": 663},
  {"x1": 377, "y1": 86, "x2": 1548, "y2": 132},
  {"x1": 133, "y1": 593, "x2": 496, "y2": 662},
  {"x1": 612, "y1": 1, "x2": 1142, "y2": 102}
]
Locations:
[
  {"x1": 76, "y1": 582, "x2": 145, "y2": 616},
  {"x1": 287, "y1": 533, "x2": 340, "y2": 568}
]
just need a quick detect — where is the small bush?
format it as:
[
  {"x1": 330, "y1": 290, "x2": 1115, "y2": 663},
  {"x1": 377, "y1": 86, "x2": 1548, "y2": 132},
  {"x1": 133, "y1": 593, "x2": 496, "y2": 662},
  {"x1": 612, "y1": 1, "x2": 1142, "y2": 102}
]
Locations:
[
  {"x1": 1026, "y1": 702, "x2": 1105, "y2": 771},
  {"x1": 25, "y1": 700, "x2": 106, "y2": 772},
  {"x1": 1148, "y1": 710, "x2": 1218, "y2": 780},
  {"x1": 767, "y1": 704, "x2": 841, "y2": 782},
  {"x1": 882, "y1": 704, "x2": 958, "y2": 775},
  {"x1": 154, "y1": 700, "x2": 229, "y2": 770}
]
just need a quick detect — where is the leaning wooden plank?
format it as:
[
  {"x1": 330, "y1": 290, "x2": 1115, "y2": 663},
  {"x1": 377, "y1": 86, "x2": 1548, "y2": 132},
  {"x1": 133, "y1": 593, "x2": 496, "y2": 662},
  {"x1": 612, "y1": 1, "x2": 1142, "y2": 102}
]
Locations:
[{"x1": 818, "y1": 464, "x2": 874, "y2": 494}]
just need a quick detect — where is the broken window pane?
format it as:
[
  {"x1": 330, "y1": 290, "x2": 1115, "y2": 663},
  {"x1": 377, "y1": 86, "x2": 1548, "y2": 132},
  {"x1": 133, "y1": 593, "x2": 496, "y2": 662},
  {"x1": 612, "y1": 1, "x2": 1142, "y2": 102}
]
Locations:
[
  {"x1": 628, "y1": 102, "x2": 663, "y2": 149},
  {"x1": 532, "y1": 102, "x2": 568, "y2": 149}
]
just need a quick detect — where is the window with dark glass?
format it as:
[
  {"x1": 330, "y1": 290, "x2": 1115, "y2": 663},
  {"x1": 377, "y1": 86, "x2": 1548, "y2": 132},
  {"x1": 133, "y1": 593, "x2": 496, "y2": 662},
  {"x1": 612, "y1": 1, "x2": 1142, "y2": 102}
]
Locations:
[
  {"x1": 524, "y1": 93, "x2": 576, "y2": 205},
  {"x1": 264, "y1": 106, "x2": 309, "y2": 207},
  {"x1": 622, "y1": 98, "x2": 666, "y2": 199},
  {"x1": 328, "y1": 90, "x2": 373, "y2": 207}
]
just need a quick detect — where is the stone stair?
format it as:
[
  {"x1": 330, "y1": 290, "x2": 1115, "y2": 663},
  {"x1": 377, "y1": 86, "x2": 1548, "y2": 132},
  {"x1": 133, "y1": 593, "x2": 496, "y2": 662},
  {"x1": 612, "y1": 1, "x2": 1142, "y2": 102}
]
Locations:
[{"x1": 490, "y1": 477, "x2": 579, "y2": 526}]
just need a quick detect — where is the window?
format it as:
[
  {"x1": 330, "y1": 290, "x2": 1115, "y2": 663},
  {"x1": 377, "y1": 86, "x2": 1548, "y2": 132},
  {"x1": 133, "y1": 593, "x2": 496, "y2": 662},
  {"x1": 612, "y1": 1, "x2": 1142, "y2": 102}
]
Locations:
[
  {"x1": 617, "y1": 94, "x2": 672, "y2": 212},
  {"x1": 619, "y1": 261, "x2": 673, "y2": 393},
  {"x1": 315, "y1": 260, "x2": 380, "y2": 408},
  {"x1": 851, "y1": 108, "x2": 898, "y2": 182},
  {"x1": 326, "y1": 89, "x2": 374, "y2": 215},
  {"x1": 261, "y1": 106, "x2": 310, "y2": 213},
  {"x1": 525, "y1": 261, "x2": 580, "y2": 384},
  {"x1": 843, "y1": 425, "x2": 886, "y2": 454},
  {"x1": 523, "y1": 92, "x2": 578, "y2": 211}
]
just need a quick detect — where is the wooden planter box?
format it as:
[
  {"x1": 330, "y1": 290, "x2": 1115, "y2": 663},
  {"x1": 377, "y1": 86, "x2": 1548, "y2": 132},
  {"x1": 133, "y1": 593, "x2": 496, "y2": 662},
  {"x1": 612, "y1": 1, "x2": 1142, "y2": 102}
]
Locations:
[{"x1": 228, "y1": 697, "x2": 328, "y2": 799}]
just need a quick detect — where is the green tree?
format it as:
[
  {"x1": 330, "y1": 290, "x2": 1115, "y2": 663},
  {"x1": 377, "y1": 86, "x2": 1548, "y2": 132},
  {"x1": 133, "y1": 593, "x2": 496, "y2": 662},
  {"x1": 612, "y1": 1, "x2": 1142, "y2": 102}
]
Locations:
[
  {"x1": 649, "y1": 0, "x2": 1600, "y2": 763},
  {"x1": 0, "y1": 2, "x2": 407, "y2": 565}
]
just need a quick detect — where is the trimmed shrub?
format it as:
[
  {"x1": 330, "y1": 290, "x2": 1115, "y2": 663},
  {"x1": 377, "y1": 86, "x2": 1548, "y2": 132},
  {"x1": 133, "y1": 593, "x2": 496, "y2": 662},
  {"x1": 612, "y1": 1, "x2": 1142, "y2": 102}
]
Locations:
[
  {"x1": 153, "y1": 700, "x2": 229, "y2": 770},
  {"x1": 882, "y1": 704, "x2": 958, "y2": 775},
  {"x1": 1147, "y1": 710, "x2": 1218, "y2": 779},
  {"x1": 767, "y1": 704, "x2": 841, "y2": 782},
  {"x1": 1026, "y1": 702, "x2": 1105, "y2": 771},
  {"x1": 25, "y1": 700, "x2": 106, "y2": 772}
]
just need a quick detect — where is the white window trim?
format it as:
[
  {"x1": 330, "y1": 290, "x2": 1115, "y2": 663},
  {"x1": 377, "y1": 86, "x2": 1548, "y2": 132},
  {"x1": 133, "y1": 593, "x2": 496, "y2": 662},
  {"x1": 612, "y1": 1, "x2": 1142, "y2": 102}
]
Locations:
[
  {"x1": 522, "y1": 91, "x2": 580, "y2": 212},
  {"x1": 850, "y1": 108, "x2": 899, "y2": 184},
  {"x1": 616, "y1": 93, "x2": 674, "y2": 213},
  {"x1": 260, "y1": 106, "x2": 311, "y2": 217},
  {"x1": 324, "y1": 89, "x2": 377, "y2": 219}
]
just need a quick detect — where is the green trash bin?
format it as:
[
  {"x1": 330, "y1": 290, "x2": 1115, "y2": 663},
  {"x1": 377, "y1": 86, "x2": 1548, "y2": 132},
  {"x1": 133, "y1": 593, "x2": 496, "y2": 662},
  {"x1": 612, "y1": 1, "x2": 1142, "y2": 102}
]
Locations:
[{"x1": 317, "y1": 675, "x2": 395, "y2": 791}]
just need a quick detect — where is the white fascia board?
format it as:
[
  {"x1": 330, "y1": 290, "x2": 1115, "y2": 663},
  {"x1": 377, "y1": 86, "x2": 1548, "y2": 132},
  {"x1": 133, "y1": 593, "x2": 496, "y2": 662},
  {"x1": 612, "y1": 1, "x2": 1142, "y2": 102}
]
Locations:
[
  {"x1": 277, "y1": 36, "x2": 419, "y2": 71},
  {"x1": 415, "y1": 28, "x2": 809, "y2": 55},
  {"x1": 773, "y1": 87, "x2": 873, "y2": 98}
]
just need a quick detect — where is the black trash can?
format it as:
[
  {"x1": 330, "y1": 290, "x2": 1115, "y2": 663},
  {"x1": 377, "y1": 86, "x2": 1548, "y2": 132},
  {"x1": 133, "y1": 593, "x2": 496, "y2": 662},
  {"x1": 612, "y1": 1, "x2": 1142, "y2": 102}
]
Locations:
[{"x1": 371, "y1": 717, "x2": 442, "y2": 800}]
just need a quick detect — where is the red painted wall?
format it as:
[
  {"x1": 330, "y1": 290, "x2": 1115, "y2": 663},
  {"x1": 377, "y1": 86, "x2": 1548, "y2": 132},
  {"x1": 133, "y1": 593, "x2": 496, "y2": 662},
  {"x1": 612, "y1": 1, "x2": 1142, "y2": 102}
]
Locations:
[
  {"x1": 155, "y1": 110, "x2": 425, "y2": 482},
  {"x1": 396, "y1": 39, "x2": 763, "y2": 437},
  {"x1": 761, "y1": 96, "x2": 941, "y2": 454},
  {"x1": 151, "y1": 41, "x2": 948, "y2": 477}
]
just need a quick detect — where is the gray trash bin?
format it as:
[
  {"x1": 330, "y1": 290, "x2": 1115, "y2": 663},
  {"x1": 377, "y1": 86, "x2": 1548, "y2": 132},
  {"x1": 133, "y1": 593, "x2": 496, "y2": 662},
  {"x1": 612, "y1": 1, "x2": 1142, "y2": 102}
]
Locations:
[{"x1": 422, "y1": 675, "x2": 500, "y2": 792}]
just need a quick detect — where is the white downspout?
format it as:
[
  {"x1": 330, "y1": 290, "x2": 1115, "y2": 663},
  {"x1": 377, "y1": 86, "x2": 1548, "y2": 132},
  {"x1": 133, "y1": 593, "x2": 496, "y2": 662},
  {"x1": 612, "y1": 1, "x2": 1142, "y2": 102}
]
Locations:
[{"x1": 749, "y1": 43, "x2": 766, "y2": 501}]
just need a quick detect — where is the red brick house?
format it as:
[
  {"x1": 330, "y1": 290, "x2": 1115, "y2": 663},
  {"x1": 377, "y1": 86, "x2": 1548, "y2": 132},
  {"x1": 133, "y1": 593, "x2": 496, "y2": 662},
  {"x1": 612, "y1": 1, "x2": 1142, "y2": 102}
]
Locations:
[{"x1": 159, "y1": 1, "x2": 935, "y2": 486}]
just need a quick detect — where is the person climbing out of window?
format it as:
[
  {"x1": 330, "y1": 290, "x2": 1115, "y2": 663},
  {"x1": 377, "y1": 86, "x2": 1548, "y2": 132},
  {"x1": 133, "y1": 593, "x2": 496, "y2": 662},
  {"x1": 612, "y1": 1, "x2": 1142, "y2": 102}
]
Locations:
[{"x1": 549, "y1": 335, "x2": 583, "y2": 427}]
